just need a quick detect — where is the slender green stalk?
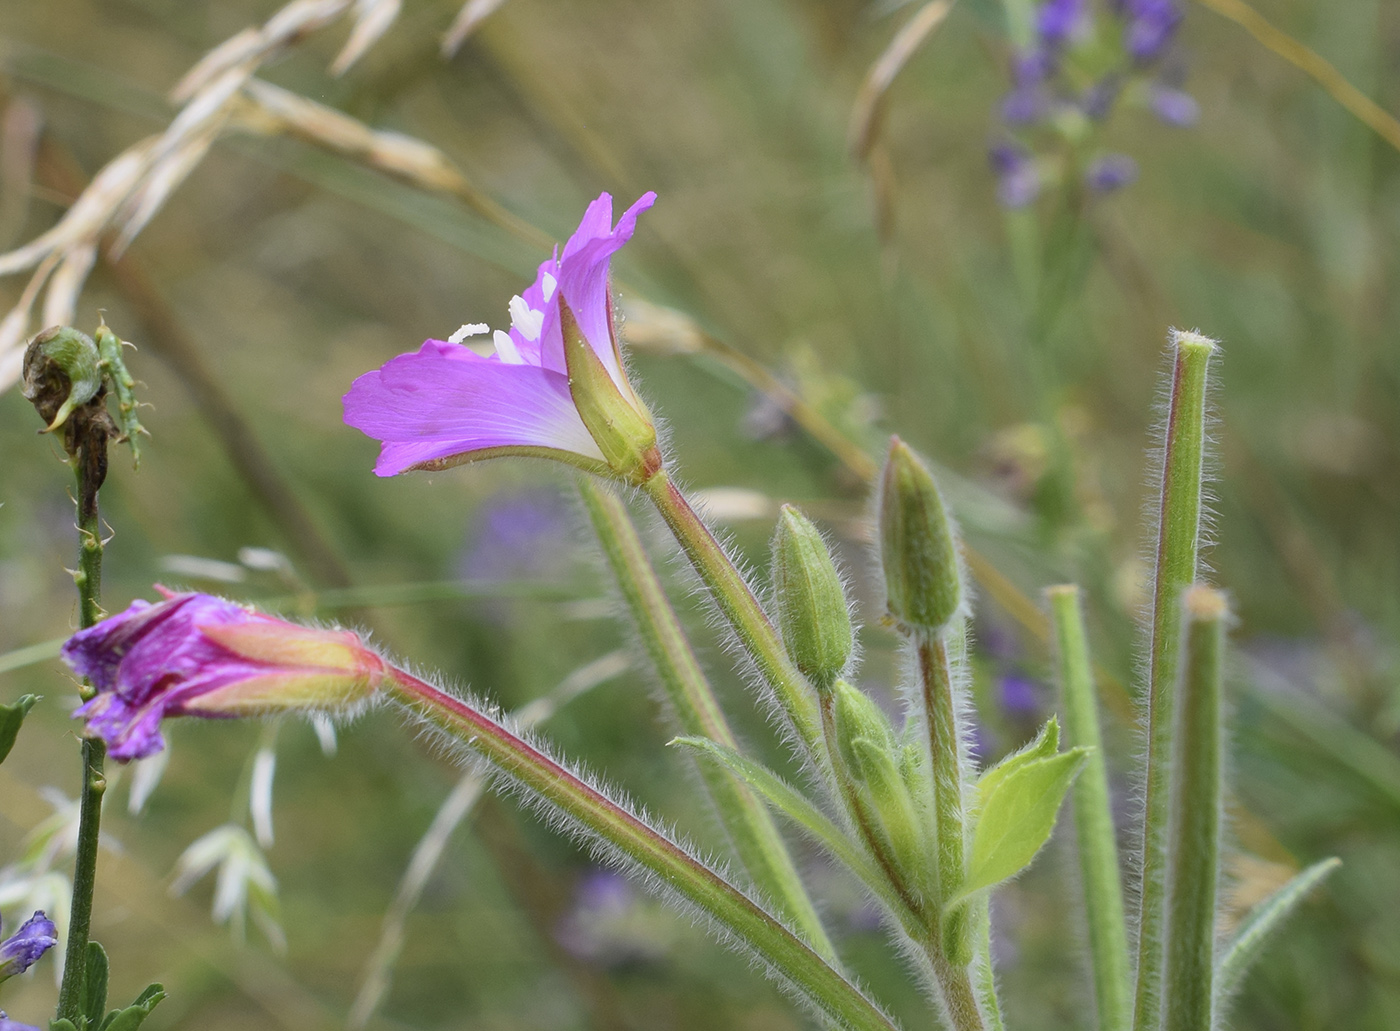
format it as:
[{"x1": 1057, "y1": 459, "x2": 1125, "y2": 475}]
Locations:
[
  {"x1": 973, "y1": 901, "x2": 1006, "y2": 1031},
  {"x1": 57, "y1": 430, "x2": 109, "y2": 1022},
  {"x1": 578, "y1": 479, "x2": 837, "y2": 961},
  {"x1": 1132, "y1": 331, "x2": 1217, "y2": 1031},
  {"x1": 920, "y1": 939, "x2": 989, "y2": 1031},
  {"x1": 382, "y1": 669, "x2": 899, "y2": 1031},
  {"x1": 916, "y1": 632, "x2": 971, "y2": 964},
  {"x1": 1161, "y1": 586, "x2": 1227, "y2": 1031},
  {"x1": 642, "y1": 471, "x2": 822, "y2": 759},
  {"x1": 1048, "y1": 585, "x2": 1132, "y2": 1031}
]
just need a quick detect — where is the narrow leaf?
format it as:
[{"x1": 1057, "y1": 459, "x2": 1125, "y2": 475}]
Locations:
[
  {"x1": 957, "y1": 748, "x2": 1087, "y2": 902},
  {"x1": 974, "y1": 715, "x2": 1059, "y2": 810},
  {"x1": 0, "y1": 693, "x2": 38, "y2": 764},
  {"x1": 673, "y1": 736, "x2": 905, "y2": 916},
  {"x1": 82, "y1": 940, "x2": 110, "y2": 1029},
  {"x1": 1214, "y1": 857, "x2": 1341, "y2": 1007}
]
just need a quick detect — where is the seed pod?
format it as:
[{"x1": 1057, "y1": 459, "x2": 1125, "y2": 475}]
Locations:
[
  {"x1": 878, "y1": 437, "x2": 963, "y2": 634},
  {"x1": 771, "y1": 505, "x2": 853, "y2": 692}
]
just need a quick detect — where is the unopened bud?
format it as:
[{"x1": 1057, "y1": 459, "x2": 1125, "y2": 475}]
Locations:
[
  {"x1": 831, "y1": 679, "x2": 897, "y2": 779},
  {"x1": 878, "y1": 437, "x2": 963, "y2": 634},
  {"x1": 61, "y1": 589, "x2": 385, "y2": 761},
  {"x1": 771, "y1": 505, "x2": 853, "y2": 692},
  {"x1": 21, "y1": 326, "x2": 102, "y2": 432}
]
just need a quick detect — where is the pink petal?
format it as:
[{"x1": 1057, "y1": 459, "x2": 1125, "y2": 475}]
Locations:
[{"x1": 343, "y1": 344, "x2": 603, "y2": 476}]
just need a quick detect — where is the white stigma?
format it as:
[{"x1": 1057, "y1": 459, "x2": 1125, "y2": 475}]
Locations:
[
  {"x1": 541, "y1": 273, "x2": 558, "y2": 303},
  {"x1": 447, "y1": 323, "x2": 489, "y2": 344},
  {"x1": 508, "y1": 294, "x2": 544, "y2": 342},
  {"x1": 493, "y1": 329, "x2": 524, "y2": 364}
]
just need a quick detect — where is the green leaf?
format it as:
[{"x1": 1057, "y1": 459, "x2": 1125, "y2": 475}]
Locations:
[
  {"x1": 672, "y1": 736, "x2": 908, "y2": 918},
  {"x1": 1215, "y1": 858, "x2": 1341, "y2": 1008},
  {"x1": 82, "y1": 941, "x2": 110, "y2": 1029},
  {"x1": 954, "y1": 747, "x2": 1088, "y2": 905},
  {"x1": 50, "y1": 1020, "x2": 82, "y2": 1031},
  {"x1": 97, "y1": 984, "x2": 166, "y2": 1031},
  {"x1": 0, "y1": 694, "x2": 38, "y2": 764},
  {"x1": 974, "y1": 716, "x2": 1060, "y2": 811}
]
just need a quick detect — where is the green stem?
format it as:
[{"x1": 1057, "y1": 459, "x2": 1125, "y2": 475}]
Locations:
[
  {"x1": 578, "y1": 478, "x2": 837, "y2": 962},
  {"x1": 382, "y1": 669, "x2": 899, "y2": 1031},
  {"x1": 921, "y1": 938, "x2": 988, "y2": 1031},
  {"x1": 1132, "y1": 331, "x2": 1216, "y2": 1031},
  {"x1": 916, "y1": 632, "x2": 971, "y2": 965},
  {"x1": 1048, "y1": 585, "x2": 1132, "y2": 1031},
  {"x1": 57, "y1": 428, "x2": 109, "y2": 1022},
  {"x1": 642, "y1": 471, "x2": 822, "y2": 761},
  {"x1": 1161, "y1": 587, "x2": 1227, "y2": 1031},
  {"x1": 972, "y1": 901, "x2": 1006, "y2": 1031}
]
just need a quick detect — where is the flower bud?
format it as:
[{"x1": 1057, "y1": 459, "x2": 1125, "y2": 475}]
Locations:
[
  {"x1": 61, "y1": 589, "x2": 386, "y2": 761},
  {"x1": 878, "y1": 437, "x2": 964, "y2": 634},
  {"x1": 21, "y1": 326, "x2": 102, "y2": 432},
  {"x1": 770, "y1": 505, "x2": 853, "y2": 692},
  {"x1": 0, "y1": 912, "x2": 57, "y2": 983}
]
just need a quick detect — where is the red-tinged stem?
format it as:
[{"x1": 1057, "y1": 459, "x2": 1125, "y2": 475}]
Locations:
[{"x1": 381, "y1": 669, "x2": 897, "y2": 1031}]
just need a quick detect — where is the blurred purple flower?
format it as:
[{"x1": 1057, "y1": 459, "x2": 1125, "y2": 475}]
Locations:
[
  {"x1": 458, "y1": 488, "x2": 573, "y2": 582},
  {"x1": 1149, "y1": 84, "x2": 1199, "y2": 126},
  {"x1": 344, "y1": 192, "x2": 657, "y2": 479},
  {"x1": 1037, "y1": 0, "x2": 1087, "y2": 47},
  {"x1": 555, "y1": 869, "x2": 673, "y2": 968},
  {"x1": 989, "y1": 143, "x2": 1042, "y2": 208},
  {"x1": 0, "y1": 912, "x2": 57, "y2": 981},
  {"x1": 62, "y1": 590, "x2": 386, "y2": 761},
  {"x1": 1086, "y1": 153, "x2": 1139, "y2": 192},
  {"x1": 998, "y1": 674, "x2": 1041, "y2": 717},
  {"x1": 1123, "y1": 0, "x2": 1182, "y2": 62},
  {"x1": 1081, "y1": 74, "x2": 1123, "y2": 120},
  {"x1": 0, "y1": 1013, "x2": 41, "y2": 1031},
  {"x1": 1001, "y1": 49, "x2": 1055, "y2": 125}
]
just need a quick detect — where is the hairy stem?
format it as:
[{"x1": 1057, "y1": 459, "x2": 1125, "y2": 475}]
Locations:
[
  {"x1": 916, "y1": 632, "x2": 971, "y2": 964},
  {"x1": 1132, "y1": 331, "x2": 1216, "y2": 1031},
  {"x1": 56, "y1": 424, "x2": 109, "y2": 1022},
  {"x1": 579, "y1": 478, "x2": 836, "y2": 961},
  {"x1": 1161, "y1": 587, "x2": 1227, "y2": 1031},
  {"x1": 642, "y1": 471, "x2": 822, "y2": 761},
  {"x1": 383, "y1": 670, "x2": 897, "y2": 1031},
  {"x1": 1048, "y1": 585, "x2": 1132, "y2": 1031}
]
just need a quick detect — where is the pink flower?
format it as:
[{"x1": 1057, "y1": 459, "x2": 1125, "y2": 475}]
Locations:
[
  {"x1": 343, "y1": 192, "x2": 660, "y2": 482},
  {"x1": 62, "y1": 590, "x2": 385, "y2": 761}
]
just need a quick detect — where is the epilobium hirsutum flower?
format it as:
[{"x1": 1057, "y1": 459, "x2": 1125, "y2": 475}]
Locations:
[
  {"x1": 344, "y1": 192, "x2": 662, "y2": 484},
  {"x1": 0, "y1": 912, "x2": 57, "y2": 982},
  {"x1": 61, "y1": 589, "x2": 385, "y2": 761}
]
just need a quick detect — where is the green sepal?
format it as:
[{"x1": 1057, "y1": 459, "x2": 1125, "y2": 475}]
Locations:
[
  {"x1": 559, "y1": 296, "x2": 657, "y2": 484},
  {"x1": 671, "y1": 735, "x2": 911, "y2": 922},
  {"x1": 97, "y1": 984, "x2": 166, "y2": 1031},
  {"x1": 952, "y1": 746, "x2": 1088, "y2": 906},
  {"x1": 0, "y1": 693, "x2": 38, "y2": 764},
  {"x1": 82, "y1": 941, "x2": 110, "y2": 1030},
  {"x1": 974, "y1": 716, "x2": 1060, "y2": 811},
  {"x1": 770, "y1": 505, "x2": 853, "y2": 692},
  {"x1": 93, "y1": 322, "x2": 146, "y2": 466},
  {"x1": 50, "y1": 1020, "x2": 82, "y2": 1031},
  {"x1": 1214, "y1": 857, "x2": 1341, "y2": 1009},
  {"x1": 831, "y1": 680, "x2": 897, "y2": 776}
]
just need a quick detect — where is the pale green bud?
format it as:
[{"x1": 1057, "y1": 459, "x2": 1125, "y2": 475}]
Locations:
[
  {"x1": 878, "y1": 437, "x2": 963, "y2": 634},
  {"x1": 770, "y1": 505, "x2": 853, "y2": 692},
  {"x1": 22, "y1": 326, "x2": 102, "y2": 432}
]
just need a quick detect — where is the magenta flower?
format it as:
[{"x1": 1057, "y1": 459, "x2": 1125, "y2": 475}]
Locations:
[
  {"x1": 62, "y1": 590, "x2": 386, "y2": 761},
  {"x1": 0, "y1": 912, "x2": 57, "y2": 982},
  {"x1": 344, "y1": 192, "x2": 661, "y2": 483}
]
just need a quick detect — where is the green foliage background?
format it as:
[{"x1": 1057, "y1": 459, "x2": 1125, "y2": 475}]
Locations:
[{"x1": 1, "y1": 0, "x2": 1397, "y2": 1028}]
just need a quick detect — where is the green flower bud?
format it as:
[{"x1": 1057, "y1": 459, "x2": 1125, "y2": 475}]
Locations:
[
  {"x1": 770, "y1": 505, "x2": 853, "y2": 692},
  {"x1": 829, "y1": 681, "x2": 930, "y2": 897},
  {"x1": 878, "y1": 437, "x2": 964, "y2": 634},
  {"x1": 22, "y1": 326, "x2": 102, "y2": 432}
]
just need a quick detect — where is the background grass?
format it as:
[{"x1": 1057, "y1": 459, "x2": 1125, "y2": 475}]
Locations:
[{"x1": 1, "y1": 0, "x2": 1398, "y2": 1028}]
